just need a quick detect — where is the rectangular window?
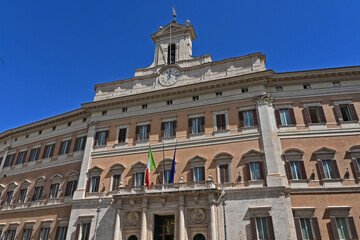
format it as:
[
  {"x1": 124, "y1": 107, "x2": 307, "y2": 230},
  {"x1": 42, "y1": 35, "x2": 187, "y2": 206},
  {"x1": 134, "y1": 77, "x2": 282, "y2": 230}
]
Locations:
[
  {"x1": 74, "y1": 136, "x2": 86, "y2": 151},
  {"x1": 112, "y1": 174, "x2": 121, "y2": 191},
  {"x1": 18, "y1": 188, "x2": 27, "y2": 203},
  {"x1": 142, "y1": 104, "x2": 147, "y2": 109},
  {"x1": 279, "y1": 109, "x2": 292, "y2": 125},
  {"x1": 29, "y1": 148, "x2": 40, "y2": 162},
  {"x1": 122, "y1": 107, "x2": 127, "y2": 112},
  {"x1": 59, "y1": 140, "x2": 71, "y2": 155},
  {"x1": 81, "y1": 223, "x2": 91, "y2": 240},
  {"x1": 167, "y1": 100, "x2": 173, "y2": 105},
  {"x1": 358, "y1": 159, "x2": 360, "y2": 172},
  {"x1": 22, "y1": 228, "x2": 33, "y2": 240},
  {"x1": 250, "y1": 162, "x2": 261, "y2": 180},
  {"x1": 290, "y1": 161, "x2": 302, "y2": 180},
  {"x1": 55, "y1": 226, "x2": 67, "y2": 240},
  {"x1": 16, "y1": 151, "x2": 27, "y2": 165},
  {"x1": 192, "y1": 118, "x2": 202, "y2": 134},
  {"x1": 303, "y1": 84, "x2": 311, "y2": 89},
  {"x1": 5, "y1": 191, "x2": 13, "y2": 204},
  {"x1": 340, "y1": 105, "x2": 353, "y2": 122},
  {"x1": 4, "y1": 154, "x2": 15, "y2": 167},
  {"x1": 308, "y1": 107, "x2": 320, "y2": 123},
  {"x1": 333, "y1": 82, "x2": 341, "y2": 87},
  {"x1": 91, "y1": 176, "x2": 100, "y2": 192},
  {"x1": 95, "y1": 131, "x2": 108, "y2": 146},
  {"x1": 216, "y1": 92, "x2": 222, "y2": 97},
  {"x1": 219, "y1": 164, "x2": 230, "y2": 183},
  {"x1": 65, "y1": 180, "x2": 78, "y2": 196},
  {"x1": 216, "y1": 114, "x2": 227, "y2": 131},
  {"x1": 335, "y1": 218, "x2": 351, "y2": 240},
  {"x1": 139, "y1": 125, "x2": 148, "y2": 141},
  {"x1": 50, "y1": 183, "x2": 59, "y2": 198},
  {"x1": 194, "y1": 167, "x2": 205, "y2": 182},
  {"x1": 300, "y1": 218, "x2": 314, "y2": 240},
  {"x1": 135, "y1": 172, "x2": 144, "y2": 187},
  {"x1": 243, "y1": 111, "x2": 254, "y2": 127},
  {"x1": 322, "y1": 160, "x2": 335, "y2": 179},
  {"x1": 39, "y1": 227, "x2": 50, "y2": 240},
  {"x1": 192, "y1": 96, "x2": 199, "y2": 101},
  {"x1": 276, "y1": 86, "x2": 283, "y2": 91},
  {"x1": 162, "y1": 121, "x2": 176, "y2": 138},
  {"x1": 256, "y1": 217, "x2": 269, "y2": 239},
  {"x1": 32, "y1": 186, "x2": 43, "y2": 201},
  {"x1": 43, "y1": 144, "x2": 55, "y2": 158},
  {"x1": 6, "y1": 230, "x2": 17, "y2": 240},
  {"x1": 118, "y1": 128, "x2": 127, "y2": 143},
  {"x1": 163, "y1": 170, "x2": 171, "y2": 184}
]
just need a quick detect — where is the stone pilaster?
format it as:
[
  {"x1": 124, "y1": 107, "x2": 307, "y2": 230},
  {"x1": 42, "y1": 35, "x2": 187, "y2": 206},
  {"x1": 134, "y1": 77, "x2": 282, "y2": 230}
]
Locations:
[
  {"x1": 73, "y1": 122, "x2": 97, "y2": 199},
  {"x1": 178, "y1": 195, "x2": 187, "y2": 240},
  {"x1": 113, "y1": 208, "x2": 122, "y2": 240},
  {"x1": 140, "y1": 198, "x2": 148, "y2": 240},
  {"x1": 0, "y1": 147, "x2": 9, "y2": 176},
  {"x1": 208, "y1": 194, "x2": 217, "y2": 240}
]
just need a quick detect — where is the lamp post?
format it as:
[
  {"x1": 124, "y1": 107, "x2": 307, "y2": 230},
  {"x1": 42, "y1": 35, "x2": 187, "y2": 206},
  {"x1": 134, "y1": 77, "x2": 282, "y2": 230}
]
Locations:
[
  {"x1": 221, "y1": 185, "x2": 228, "y2": 240},
  {"x1": 93, "y1": 194, "x2": 103, "y2": 240}
]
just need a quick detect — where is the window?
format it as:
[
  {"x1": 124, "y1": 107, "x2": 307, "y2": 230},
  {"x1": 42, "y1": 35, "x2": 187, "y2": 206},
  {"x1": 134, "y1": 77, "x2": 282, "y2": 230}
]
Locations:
[
  {"x1": 28, "y1": 147, "x2": 40, "y2": 162},
  {"x1": 52, "y1": 126, "x2": 56, "y2": 131},
  {"x1": 112, "y1": 174, "x2": 121, "y2": 191},
  {"x1": 163, "y1": 170, "x2": 171, "y2": 184},
  {"x1": 67, "y1": 122, "x2": 72, "y2": 127},
  {"x1": 215, "y1": 114, "x2": 226, "y2": 131},
  {"x1": 256, "y1": 217, "x2": 269, "y2": 239},
  {"x1": 250, "y1": 162, "x2": 262, "y2": 180},
  {"x1": 102, "y1": 111, "x2": 107, "y2": 116},
  {"x1": 74, "y1": 136, "x2": 86, "y2": 151},
  {"x1": 275, "y1": 108, "x2": 296, "y2": 126},
  {"x1": 5, "y1": 190, "x2": 13, "y2": 204},
  {"x1": 216, "y1": 92, "x2": 222, "y2": 97},
  {"x1": 167, "y1": 100, "x2": 173, "y2": 105},
  {"x1": 333, "y1": 82, "x2": 341, "y2": 87},
  {"x1": 94, "y1": 130, "x2": 108, "y2": 146},
  {"x1": 122, "y1": 107, "x2": 127, "y2": 113},
  {"x1": 16, "y1": 151, "x2": 27, "y2": 165},
  {"x1": 193, "y1": 167, "x2": 205, "y2": 182},
  {"x1": 38, "y1": 227, "x2": 50, "y2": 240},
  {"x1": 81, "y1": 223, "x2": 91, "y2": 240},
  {"x1": 59, "y1": 140, "x2": 71, "y2": 155},
  {"x1": 4, "y1": 154, "x2": 15, "y2": 167},
  {"x1": 38, "y1": 130, "x2": 42, "y2": 135},
  {"x1": 142, "y1": 104, "x2": 147, "y2": 109},
  {"x1": 22, "y1": 228, "x2": 32, "y2": 240},
  {"x1": 167, "y1": 44, "x2": 175, "y2": 64},
  {"x1": 18, "y1": 188, "x2": 27, "y2": 203},
  {"x1": 192, "y1": 96, "x2": 199, "y2": 101},
  {"x1": 55, "y1": 226, "x2": 68, "y2": 240},
  {"x1": 135, "y1": 172, "x2": 144, "y2": 187},
  {"x1": 82, "y1": 118, "x2": 87, "y2": 122},
  {"x1": 334, "y1": 218, "x2": 351, "y2": 239},
  {"x1": 275, "y1": 86, "x2": 283, "y2": 91},
  {"x1": 49, "y1": 183, "x2": 59, "y2": 198},
  {"x1": 303, "y1": 106, "x2": 326, "y2": 124},
  {"x1": 188, "y1": 117, "x2": 205, "y2": 134},
  {"x1": 91, "y1": 176, "x2": 100, "y2": 193},
  {"x1": 6, "y1": 229, "x2": 17, "y2": 240},
  {"x1": 118, "y1": 128, "x2": 127, "y2": 143},
  {"x1": 299, "y1": 218, "x2": 314, "y2": 240},
  {"x1": 250, "y1": 215, "x2": 275, "y2": 240},
  {"x1": 32, "y1": 186, "x2": 43, "y2": 201},
  {"x1": 161, "y1": 121, "x2": 176, "y2": 138},
  {"x1": 239, "y1": 110, "x2": 258, "y2": 128},
  {"x1": 65, "y1": 180, "x2": 78, "y2": 196},
  {"x1": 294, "y1": 216, "x2": 321, "y2": 240},
  {"x1": 219, "y1": 164, "x2": 229, "y2": 183},
  {"x1": 334, "y1": 104, "x2": 358, "y2": 123},
  {"x1": 303, "y1": 84, "x2": 311, "y2": 89},
  {"x1": 322, "y1": 160, "x2": 335, "y2": 179},
  {"x1": 242, "y1": 88, "x2": 248, "y2": 93},
  {"x1": 285, "y1": 159, "x2": 307, "y2": 180},
  {"x1": 136, "y1": 125, "x2": 150, "y2": 141},
  {"x1": 43, "y1": 144, "x2": 55, "y2": 159}
]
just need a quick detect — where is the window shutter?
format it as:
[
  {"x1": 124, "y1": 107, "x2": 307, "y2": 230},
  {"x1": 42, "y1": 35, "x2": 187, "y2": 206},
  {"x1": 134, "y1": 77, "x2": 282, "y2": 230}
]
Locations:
[
  {"x1": 82, "y1": 137, "x2": 87, "y2": 150},
  {"x1": 245, "y1": 163, "x2": 251, "y2": 181},
  {"x1": 58, "y1": 142, "x2": 64, "y2": 155},
  {"x1": 141, "y1": 172, "x2": 145, "y2": 185},
  {"x1": 299, "y1": 161, "x2": 307, "y2": 180},
  {"x1": 275, "y1": 109, "x2": 281, "y2": 126},
  {"x1": 303, "y1": 107, "x2": 312, "y2": 124},
  {"x1": 347, "y1": 216, "x2": 359, "y2": 240},
  {"x1": 65, "y1": 182, "x2": 70, "y2": 196},
  {"x1": 221, "y1": 164, "x2": 230, "y2": 183},
  {"x1": 74, "y1": 137, "x2": 80, "y2": 151},
  {"x1": 50, "y1": 144, "x2": 55, "y2": 157},
  {"x1": 94, "y1": 132, "x2": 99, "y2": 146},
  {"x1": 135, "y1": 126, "x2": 140, "y2": 140},
  {"x1": 161, "y1": 122, "x2": 165, "y2": 137},
  {"x1": 172, "y1": 121, "x2": 177, "y2": 136},
  {"x1": 200, "y1": 117, "x2": 205, "y2": 133},
  {"x1": 119, "y1": 128, "x2": 127, "y2": 143},
  {"x1": 317, "y1": 160, "x2": 325, "y2": 180},
  {"x1": 334, "y1": 104, "x2": 343, "y2": 122},
  {"x1": 160, "y1": 170, "x2": 164, "y2": 184},
  {"x1": 349, "y1": 104, "x2": 359, "y2": 121},
  {"x1": 330, "y1": 216, "x2": 340, "y2": 240},
  {"x1": 250, "y1": 216, "x2": 258, "y2": 240},
  {"x1": 285, "y1": 161, "x2": 292, "y2": 180},
  {"x1": 351, "y1": 158, "x2": 360, "y2": 179},
  {"x1": 317, "y1": 106, "x2": 326, "y2": 123},
  {"x1": 219, "y1": 165, "x2": 225, "y2": 183},
  {"x1": 42, "y1": 146, "x2": 48, "y2": 159},
  {"x1": 293, "y1": 217, "x2": 302, "y2": 240},
  {"x1": 132, "y1": 173, "x2": 135, "y2": 187},
  {"x1": 146, "y1": 124, "x2": 151, "y2": 139},
  {"x1": 311, "y1": 217, "x2": 322, "y2": 240},
  {"x1": 105, "y1": 131, "x2": 109, "y2": 145},
  {"x1": 35, "y1": 148, "x2": 40, "y2": 161},
  {"x1": 216, "y1": 114, "x2": 222, "y2": 130},
  {"x1": 201, "y1": 166, "x2": 205, "y2": 181},
  {"x1": 252, "y1": 110, "x2": 258, "y2": 126},
  {"x1": 331, "y1": 159, "x2": 341, "y2": 179},
  {"x1": 190, "y1": 168, "x2": 194, "y2": 182},
  {"x1": 267, "y1": 216, "x2": 275, "y2": 240},
  {"x1": 66, "y1": 140, "x2": 71, "y2": 153},
  {"x1": 259, "y1": 161, "x2": 265, "y2": 180},
  {"x1": 188, "y1": 118, "x2": 193, "y2": 134},
  {"x1": 289, "y1": 108, "x2": 296, "y2": 125},
  {"x1": 74, "y1": 223, "x2": 80, "y2": 240},
  {"x1": 85, "y1": 178, "x2": 90, "y2": 193},
  {"x1": 238, "y1": 111, "x2": 244, "y2": 127}
]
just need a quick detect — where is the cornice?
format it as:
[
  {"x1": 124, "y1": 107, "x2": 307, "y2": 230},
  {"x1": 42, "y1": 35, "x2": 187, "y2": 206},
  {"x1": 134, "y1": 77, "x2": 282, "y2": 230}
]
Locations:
[{"x1": 288, "y1": 186, "x2": 360, "y2": 194}]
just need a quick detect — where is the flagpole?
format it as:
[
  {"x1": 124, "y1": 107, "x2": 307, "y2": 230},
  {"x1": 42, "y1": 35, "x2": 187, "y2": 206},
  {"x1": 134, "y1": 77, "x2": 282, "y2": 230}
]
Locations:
[
  {"x1": 150, "y1": 144, "x2": 162, "y2": 186},
  {"x1": 162, "y1": 142, "x2": 165, "y2": 184}
]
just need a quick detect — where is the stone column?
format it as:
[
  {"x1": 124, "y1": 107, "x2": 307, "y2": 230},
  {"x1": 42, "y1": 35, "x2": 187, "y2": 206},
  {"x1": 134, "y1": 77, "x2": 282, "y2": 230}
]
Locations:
[
  {"x1": 113, "y1": 208, "x2": 122, "y2": 240},
  {"x1": 178, "y1": 195, "x2": 187, "y2": 240},
  {"x1": 0, "y1": 147, "x2": 9, "y2": 176},
  {"x1": 73, "y1": 122, "x2": 97, "y2": 199},
  {"x1": 255, "y1": 93, "x2": 287, "y2": 187},
  {"x1": 140, "y1": 198, "x2": 148, "y2": 240},
  {"x1": 208, "y1": 194, "x2": 217, "y2": 240}
]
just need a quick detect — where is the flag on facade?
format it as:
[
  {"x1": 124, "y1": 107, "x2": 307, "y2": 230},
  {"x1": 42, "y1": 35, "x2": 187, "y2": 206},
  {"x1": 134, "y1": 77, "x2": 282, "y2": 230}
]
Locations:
[
  {"x1": 169, "y1": 143, "x2": 177, "y2": 183},
  {"x1": 145, "y1": 146, "x2": 157, "y2": 190}
]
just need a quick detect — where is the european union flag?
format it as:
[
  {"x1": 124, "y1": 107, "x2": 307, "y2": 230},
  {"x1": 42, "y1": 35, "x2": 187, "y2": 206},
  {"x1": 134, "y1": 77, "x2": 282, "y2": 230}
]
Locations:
[{"x1": 169, "y1": 143, "x2": 177, "y2": 183}]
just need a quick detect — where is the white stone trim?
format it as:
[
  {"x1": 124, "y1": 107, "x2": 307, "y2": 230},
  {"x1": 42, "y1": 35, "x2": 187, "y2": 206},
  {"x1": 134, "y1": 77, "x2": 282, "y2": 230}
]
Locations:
[
  {"x1": 333, "y1": 99, "x2": 352, "y2": 105},
  {"x1": 238, "y1": 106, "x2": 256, "y2": 111},
  {"x1": 212, "y1": 110, "x2": 229, "y2": 132},
  {"x1": 61, "y1": 136, "x2": 72, "y2": 141},
  {"x1": 189, "y1": 113, "x2": 204, "y2": 118},
  {"x1": 137, "y1": 121, "x2": 151, "y2": 126},
  {"x1": 162, "y1": 117, "x2": 176, "y2": 122},
  {"x1": 274, "y1": 104, "x2": 293, "y2": 109},
  {"x1": 302, "y1": 102, "x2": 322, "y2": 107},
  {"x1": 115, "y1": 124, "x2": 130, "y2": 145}
]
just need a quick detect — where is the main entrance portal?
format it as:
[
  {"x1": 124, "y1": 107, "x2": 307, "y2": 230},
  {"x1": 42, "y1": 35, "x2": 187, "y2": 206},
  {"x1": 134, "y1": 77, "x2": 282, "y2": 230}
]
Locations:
[{"x1": 153, "y1": 215, "x2": 175, "y2": 240}]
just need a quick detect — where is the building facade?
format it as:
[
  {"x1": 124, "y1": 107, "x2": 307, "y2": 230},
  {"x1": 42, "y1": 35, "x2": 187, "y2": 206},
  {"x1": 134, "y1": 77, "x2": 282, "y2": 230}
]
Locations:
[{"x1": 0, "y1": 20, "x2": 359, "y2": 240}]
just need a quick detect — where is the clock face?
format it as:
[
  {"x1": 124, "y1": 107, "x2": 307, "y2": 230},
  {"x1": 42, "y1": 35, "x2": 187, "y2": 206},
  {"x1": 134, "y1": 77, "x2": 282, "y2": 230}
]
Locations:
[{"x1": 159, "y1": 68, "x2": 180, "y2": 86}]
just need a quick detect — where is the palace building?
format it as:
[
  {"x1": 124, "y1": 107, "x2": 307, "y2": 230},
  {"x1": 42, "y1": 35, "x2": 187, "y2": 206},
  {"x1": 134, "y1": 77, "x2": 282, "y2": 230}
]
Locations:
[{"x1": 0, "y1": 19, "x2": 360, "y2": 240}]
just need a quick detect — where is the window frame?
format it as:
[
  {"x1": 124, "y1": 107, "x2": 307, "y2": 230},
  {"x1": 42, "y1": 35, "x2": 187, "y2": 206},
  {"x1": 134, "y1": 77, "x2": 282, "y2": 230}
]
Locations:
[
  {"x1": 238, "y1": 108, "x2": 258, "y2": 128},
  {"x1": 42, "y1": 143, "x2": 55, "y2": 159},
  {"x1": 135, "y1": 123, "x2": 151, "y2": 142},
  {"x1": 188, "y1": 114, "x2": 205, "y2": 135},
  {"x1": 74, "y1": 136, "x2": 87, "y2": 152},
  {"x1": 188, "y1": 155, "x2": 207, "y2": 183},
  {"x1": 213, "y1": 110, "x2": 229, "y2": 132},
  {"x1": 274, "y1": 106, "x2": 296, "y2": 127},
  {"x1": 115, "y1": 124, "x2": 129, "y2": 145},
  {"x1": 161, "y1": 119, "x2": 177, "y2": 139},
  {"x1": 94, "y1": 130, "x2": 109, "y2": 147},
  {"x1": 131, "y1": 161, "x2": 146, "y2": 187},
  {"x1": 109, "y1": 163, "x2": 125, "y2": 191},
  {"x1": 58, "y1": 139, "x2": 72, "y2": 155}
]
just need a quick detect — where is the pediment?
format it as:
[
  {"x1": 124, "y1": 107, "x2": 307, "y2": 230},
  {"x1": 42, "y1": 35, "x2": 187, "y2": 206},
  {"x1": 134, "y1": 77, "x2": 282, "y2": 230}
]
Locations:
[
  {"x1": 243, "y1": 149, "x2": 264, "y2": 158},
  {"x1": 151, "y1": 21, "x2": 196, "y2": 40},
  {"x1": 188, "y1": 155, "x2": 207, "y2": 163},
  {"x1": 35, "y1": 176, "x2": 47, "y2": 183},
  {"x1": 67, "y1": 170, "x2": 80, "y2": 177},
  {"x1": 7, "y1": 182, "x2": 18, "y2": 189},
  {"x1": 314, "y1": 147, "x2": 336, "y2": 155},
  {"x1": 88, "y1": 166, "x2": 104, "y2": 173},
  {"x1": 347, "y1": 145, "x2": 360, "y2": 154},
  {"x1": 214, "y1": 152, "x2": 233, "y2": 161},
  {"x1": 131, "y1": 161, "x2": 147, "y2": 169},
  {"x1": 51, "y1": 173, "x2": 63, "y2": 181},
  {"x1": 20, "y1": 179, "x2": 31, "y2": 187},
  {"x1": 110, "y1": 163, "x2": 126, "y2": 171},
  {"x1": 282, "y1": 148, "x2": 304, "y2": 156}
]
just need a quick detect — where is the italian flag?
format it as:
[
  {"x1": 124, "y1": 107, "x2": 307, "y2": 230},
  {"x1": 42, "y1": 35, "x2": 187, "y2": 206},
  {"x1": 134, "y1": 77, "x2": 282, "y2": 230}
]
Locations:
[{"x1": 145, "y1": 147, "x2": 157, "y2": 190}]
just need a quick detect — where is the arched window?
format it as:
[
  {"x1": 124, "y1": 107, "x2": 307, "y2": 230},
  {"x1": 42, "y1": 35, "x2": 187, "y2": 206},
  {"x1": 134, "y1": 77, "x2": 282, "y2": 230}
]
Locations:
[
  {"x1": 167, "y1": 44, "x2": 175, "y2": 64},
  {"x1": 128, "y1": 235, "x2": 138, "y2": 240},
  {"x1": 193, "y1": 233, "x2": 206, "y2": 240}
]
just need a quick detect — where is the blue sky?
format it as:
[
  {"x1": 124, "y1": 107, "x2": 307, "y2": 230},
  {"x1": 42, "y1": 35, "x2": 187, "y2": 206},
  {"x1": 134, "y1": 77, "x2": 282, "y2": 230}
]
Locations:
[{"x1": 1, "y1": 1, "x2": 359, "y2": 133}]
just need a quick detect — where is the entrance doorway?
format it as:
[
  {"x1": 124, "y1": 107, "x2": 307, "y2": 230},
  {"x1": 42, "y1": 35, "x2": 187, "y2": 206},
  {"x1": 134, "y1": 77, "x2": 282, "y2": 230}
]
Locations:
[{"x1": 153, "y1": 215, "x2": 175, "y2": 240}]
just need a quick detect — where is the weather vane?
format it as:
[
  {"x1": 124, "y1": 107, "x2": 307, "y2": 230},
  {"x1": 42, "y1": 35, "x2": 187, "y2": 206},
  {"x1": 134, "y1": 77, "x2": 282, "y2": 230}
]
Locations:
[{"x1": 172, "y1": 7, "x2": 176, "y2": 21}]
